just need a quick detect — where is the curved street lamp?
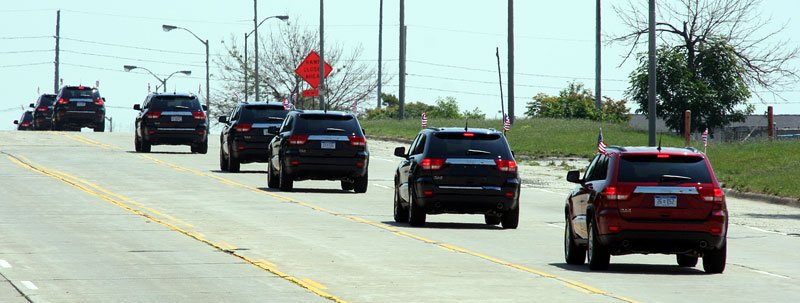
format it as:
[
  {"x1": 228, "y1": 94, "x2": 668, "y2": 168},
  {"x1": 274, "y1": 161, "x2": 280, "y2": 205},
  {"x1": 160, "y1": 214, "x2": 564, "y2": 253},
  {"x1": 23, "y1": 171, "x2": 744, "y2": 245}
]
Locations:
[
  {"x1": 162, "y1": 24, "x2": 209, "y2": 110},
  {"x1": 124, "y1": 65, "x2": 191, "y2": 92},
  {"x1": 249, "y1": 14, "x2": 289, "y2": 101}
]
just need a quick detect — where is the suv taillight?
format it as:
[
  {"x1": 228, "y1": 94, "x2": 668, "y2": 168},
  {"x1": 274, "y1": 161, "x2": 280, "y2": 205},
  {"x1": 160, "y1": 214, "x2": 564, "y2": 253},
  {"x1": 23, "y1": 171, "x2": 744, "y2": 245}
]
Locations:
[
  {"x1": 604, "y1": 186, "x2": 630, "y2": 201},
  {"x1": 702, "y1": 187, "x2": 724, "y2": 202},
  {"x1": 192, "y1": 111, "x2": 206, "y2": 120},
  {"x1": 94, "y1": 98, "x2": 104, "y2": 106},
  {"x1": 36, "y1": 105, "x2": 48, "y2": 112},
  {"x1": 57, "y1": 98, "x2": 69, "y2": 105},
  {"x1": 495, "y1": 159, "x2": 517, "y2": 172},
  {"x1": 421, "y1": 158, "x2": 446, "y2": 170},
  {"x1": 146, "y1": 111, "x2": 161, "y2": 119},
  {"x1": 234, "y1": 123, "x2": 252, "y2": 133},
  {"x1": 348, "y1": 135, "x2": 366, "y2": 146},
  {"x1": 289, "y1": 134, "x2": 309, "y2": 145}
]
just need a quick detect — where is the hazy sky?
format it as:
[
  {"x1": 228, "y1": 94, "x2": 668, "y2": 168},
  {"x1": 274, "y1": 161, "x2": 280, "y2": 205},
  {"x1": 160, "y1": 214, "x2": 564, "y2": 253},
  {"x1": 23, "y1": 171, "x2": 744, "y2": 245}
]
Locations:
[{"x1": 1, "y1": 0, "x2": 798, "y2": 131}]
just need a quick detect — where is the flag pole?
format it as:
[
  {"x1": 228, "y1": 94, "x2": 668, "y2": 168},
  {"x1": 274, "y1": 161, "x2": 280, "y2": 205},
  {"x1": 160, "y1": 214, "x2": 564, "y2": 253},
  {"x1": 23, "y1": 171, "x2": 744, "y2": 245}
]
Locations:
[{"x1": 495, "y1": 47, "x2": 506, "y2": 134}]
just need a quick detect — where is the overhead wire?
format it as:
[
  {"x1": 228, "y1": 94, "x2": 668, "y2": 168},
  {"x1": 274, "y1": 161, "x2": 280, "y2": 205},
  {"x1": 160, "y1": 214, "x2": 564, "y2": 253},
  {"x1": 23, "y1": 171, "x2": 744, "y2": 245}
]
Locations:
[{"x1": 60, "y1": 49, "x2": 205, "y2": 68}]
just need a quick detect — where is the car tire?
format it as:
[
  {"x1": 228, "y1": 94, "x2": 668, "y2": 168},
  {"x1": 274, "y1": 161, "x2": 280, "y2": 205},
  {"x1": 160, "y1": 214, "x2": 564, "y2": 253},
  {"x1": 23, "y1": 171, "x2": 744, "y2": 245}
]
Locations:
[
  {"x1": 94, "y1": 124, "x2": 104, "y2": 132},
  {"x1": 192, "y1": 141, "x2": 209, "y2": 154},
  {"x1": 267, "y1": 161, "x2": 279, "y2": 189},
  {"x1": 677, "y1": 254, "x2": 698, "y2": 267},
  {"x1": 219, "y1": 146, "x2": 229, "y2": 171},
  {"x1": 393, "y1": 185, "x2": 409, "y2": 223},
  {"x1": 484, "y1": 214, "x2": 501, "y2": 225},
  {"x1": 134, "y1": 135, "x2": 142, "y2": 152},
  {"x1": 140, "y1": 138, "x2": 152, "y2": 153},
  {"x1": 702, "y1": 242, "x2": 727, "y2": 274},
  {"x1": 565, "y1": 216, "x2": 587, "y2": 265},
  {"x1": 341, "y1": 180, "x2": 355, "y2": 191},
  {"x1": 227, "y1": 149, "x2": 240, "y2": 172},
  {"x1": 408, "y1": 188, "x2": 426, "y2": 227},
  {"x1": 353, "y1": 173, "x2": 368, "y2": 193},
  {"x1": 278, "y1": 163, "x2": 293, "y2": 192},
  {"x1": 587, "y1": 218, "x2": 611, "y2": 270},
  {"x1": 501, "y1": 204, "x2": 519, "y2": 229}
]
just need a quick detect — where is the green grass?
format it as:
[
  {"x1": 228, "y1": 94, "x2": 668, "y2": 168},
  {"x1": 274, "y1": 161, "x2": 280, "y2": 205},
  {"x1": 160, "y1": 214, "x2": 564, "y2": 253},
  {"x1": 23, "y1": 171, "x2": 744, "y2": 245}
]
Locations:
[{"x1": 361, "y1": 118, "x2": 800, "y2": 199}]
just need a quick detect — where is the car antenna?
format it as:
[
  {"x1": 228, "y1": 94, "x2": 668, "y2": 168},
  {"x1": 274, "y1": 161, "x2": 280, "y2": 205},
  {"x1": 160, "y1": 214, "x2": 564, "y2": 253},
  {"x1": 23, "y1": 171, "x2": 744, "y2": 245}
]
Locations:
[
  {"x1": 464, "y1": 117, "x2": 469, "y2": 131},
  {"x1": 657, "y1": 135, "x2": 662, "y2": 152}
]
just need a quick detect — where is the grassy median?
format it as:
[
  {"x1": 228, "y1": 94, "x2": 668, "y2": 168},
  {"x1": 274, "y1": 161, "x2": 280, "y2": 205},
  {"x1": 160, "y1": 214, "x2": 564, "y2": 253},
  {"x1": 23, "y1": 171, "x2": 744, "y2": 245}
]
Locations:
[{"x1": 361, "y1": 118, "x2": 800, "y2": 199}]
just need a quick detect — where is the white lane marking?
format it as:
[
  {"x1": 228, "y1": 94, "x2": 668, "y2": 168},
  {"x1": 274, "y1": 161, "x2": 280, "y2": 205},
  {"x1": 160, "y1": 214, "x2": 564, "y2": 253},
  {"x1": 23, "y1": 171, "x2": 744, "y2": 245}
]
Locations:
[
  {"x1": 546, "y1": 223, "x2": 562, "y2": 229},
  {"x1": 750, "y1": 269, "x2": 791, "y2": 279},
  {"x1": 21, "y1": 281, "x2": 38, "y2": 290},
  {"x1": 0, "y1": 260, "x2": 10, "y2": 268},
  {"x1": 737, "y1": 224, "x2": 789, "y2": 236},
  {"x1": 371, "y1": 156, "x2": 395, "y2": 162},
  {"x1": 534, "y1": 188, "x2": 560, "y2": 195},
  {"x1": 372, "y1": 183, "x2": 392, "y2": 190}
]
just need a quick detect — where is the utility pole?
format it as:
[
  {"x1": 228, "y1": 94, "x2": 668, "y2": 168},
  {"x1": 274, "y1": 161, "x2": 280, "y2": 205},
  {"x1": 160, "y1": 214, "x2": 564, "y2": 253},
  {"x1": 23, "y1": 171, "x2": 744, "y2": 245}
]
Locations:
[
  {"x1": 253, "y1": 0, "x2": 259, "y2": 101},
  {"x1": 595, "y1": 0, "x2": 602, "y2": 113},
  {"x1": 647, "y1": 0, "x2": 657, "y2": 146},
  {"x1": 53, "y1": 10, "x2": 60, "y2": 93},
  {"x1": 319, "y1": 0, "x2": 326, "y2": 111},
  {"x1": 377, "y1": 0, "x2": 383, "y2": 109},
  {"x1": 244, "y1": 32, "x2": 249, "y2": 102},
  {"x1": 204, "y1": 39, "x2": 209, "y2": 110},
  {"x1": 398, "y1": 0, "x2": 406, "y2": 119},
  {"x1": 507, "y1": 0, "x2": 515, "y2": 124}
]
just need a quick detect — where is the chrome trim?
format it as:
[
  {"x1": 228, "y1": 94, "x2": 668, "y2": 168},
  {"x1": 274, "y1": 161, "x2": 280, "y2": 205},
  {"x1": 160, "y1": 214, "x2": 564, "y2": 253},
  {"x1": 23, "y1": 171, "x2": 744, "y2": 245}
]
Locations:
[
  {"x1": 633, "y1": 186, "x2": 698, "y2": 194},
  {"x1": 438, "y1": 185, "x2": 501, "y2": 191},
  {"x1": 161, "y1": 111, "x2": 193, "y2": 116},
  {"x1": 308, "y1": 135, "x2": 349, "y2": 141},
  {"x1": 66, "y1": 110, "x2": 96, "y2": 114},
  {"x1": 70, "y1": 98, "x2": 93, "y2": 102},
  {"x1": 445, "y1": 158, "x2": 496, "y2": 165},
  {"x1": 157, "y1": 127, "x2": 195, "y2": 131},
  {"x1": 251, "y1": 123, "x2": 281, "y2": 128}
]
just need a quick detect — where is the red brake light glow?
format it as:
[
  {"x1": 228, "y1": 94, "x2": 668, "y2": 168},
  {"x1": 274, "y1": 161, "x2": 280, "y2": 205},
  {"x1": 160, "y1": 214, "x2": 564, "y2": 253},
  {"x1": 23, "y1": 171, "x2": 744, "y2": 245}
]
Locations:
[
  {"x1": 703, "y1": 187, "x2": 724, "y2": 202},
  {"x1": 495, "y1": 159, "x2": 517, "y2": 172},
  {"x1": 57, "y1": 98, "x2": 69, "y2": 104},
  {"x1": 94, "y1": 98, "x2": 104, "y2": 105},
  {"x1": 421, "y1": 158, "x2": 446, "y2": 170},
  {"x1": 192, "y1": 111, "x2": 206, "y2": 120},
  {"x1": 348, "y1": 135, "x2": 366, "y2": 146},
  {"x1": 78, "y1": 86, "x2": 85, "y2": 90},
  {"x1": 463, "y1": 132, "x2": 475, "y2": 137},
  {"x1": 234, "y1": 123, "x2": 252, "y2": 133},
  {"x1": 36, "y1": 105, "x2": 48, "y2": 112},
  {"x1": 145, "y1": 111, "x2": 161, "y2": 119},
  {"x1": 604, "y1": 186, "x2": 630, "y2": 200},
  {"x1": 657, "y1": 154, "x2": 670, "y2": 158},
  {"x1": 288, "y1": 134, "x2": 309, "y2": 145}
]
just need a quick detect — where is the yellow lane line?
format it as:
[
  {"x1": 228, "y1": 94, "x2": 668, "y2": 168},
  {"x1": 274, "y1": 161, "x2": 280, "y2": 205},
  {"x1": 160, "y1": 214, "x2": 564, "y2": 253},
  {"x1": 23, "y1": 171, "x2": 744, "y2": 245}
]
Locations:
[
  {"x1": 301, "y1": 278, "x2": 328, "y2": 290},
  {"x1": 3, "y1": 153, "x2": 349, "y2": 303},
  {"x1": 65, "y1": 134, "x2": 641, "y2": 303}
]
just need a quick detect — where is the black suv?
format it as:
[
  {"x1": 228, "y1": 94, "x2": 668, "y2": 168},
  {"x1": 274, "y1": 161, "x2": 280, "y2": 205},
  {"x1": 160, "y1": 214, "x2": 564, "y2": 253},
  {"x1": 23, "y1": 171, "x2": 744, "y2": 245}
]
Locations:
[
  {"x1": 219, "y1": 102, "x2": 289, "y2": 172},
  {"x1": 133, "y1": 93, "x2": 208, "y2": 154},
  {"x1": 267, "y1": 110, "x2": 369, "y2": 192},
  {"x1": 52, "y1": 85, "x2": 106, "y2": 131},
  {"x1": 392, "y1": 128, "x2": 521, "y2": 228},
  {"x1": 13, "y1": 111, "x2": 34, "y2": 131},
  {"x1": 563, "y1": 146, "x2": 727, "y2": 273},
  {"x1": 29, "y1": 93, "x2": 56, "y2": 130}
]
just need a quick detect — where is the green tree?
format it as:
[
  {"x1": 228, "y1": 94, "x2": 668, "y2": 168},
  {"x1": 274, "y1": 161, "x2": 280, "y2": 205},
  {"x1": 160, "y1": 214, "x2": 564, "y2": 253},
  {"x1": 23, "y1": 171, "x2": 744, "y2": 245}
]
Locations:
[
  {"x1": 525, "y1": 82, "x2": 629, "y2": 122},
  {"x1": 627, "y1": 39, "x2": 753, "y2": 134},
  {"x1": 364, "y1": 94, "x2": 471, "y2": 120}
]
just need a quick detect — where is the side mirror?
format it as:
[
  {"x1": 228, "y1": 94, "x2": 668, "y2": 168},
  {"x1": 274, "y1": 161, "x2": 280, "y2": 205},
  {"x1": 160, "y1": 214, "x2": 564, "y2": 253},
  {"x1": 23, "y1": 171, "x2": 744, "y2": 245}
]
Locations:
[
  {"x1": 13, "y1": 120, "x2": 19, "y2": 125},
  {"x1": 361, "y1": 128, "x2": 367, "y2": 135},
  {"x1": 218, "y1": 116, "x2": 228, "y2": 123},
  {"x1": 267, "y1": 126, "x2": 279, "y2": 135},
  {"x1": 133, "y1": 104, "x2": 141, "y2": 111},
  {"x1": 29, "y1": 103, "x2": 34, "y2": 108},
  {"x1": 394, "y1": 146, "x2": 406, "y2": 158},
  {"x1": 566, "y1": 170, "x2": 582, "y2": 184},
  {"x1": 102, "y1": 97, "x2": 107, "y2": 102},
  {"x1": 202, "y1": 105, "x2": 208, "y2": 111}
]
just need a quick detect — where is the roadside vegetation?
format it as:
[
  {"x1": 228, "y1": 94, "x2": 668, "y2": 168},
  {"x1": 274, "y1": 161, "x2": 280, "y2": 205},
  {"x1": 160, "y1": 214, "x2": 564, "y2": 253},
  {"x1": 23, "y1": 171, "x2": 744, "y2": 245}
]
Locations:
[{"x1": 361, "y1": 117, "x2": 800, "y2": 199}]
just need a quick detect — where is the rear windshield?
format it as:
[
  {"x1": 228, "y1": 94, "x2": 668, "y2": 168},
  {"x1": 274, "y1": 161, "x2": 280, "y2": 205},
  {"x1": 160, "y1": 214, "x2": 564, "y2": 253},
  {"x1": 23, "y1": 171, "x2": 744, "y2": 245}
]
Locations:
[
  {"x1": 148, "y1": 96, "x2": 201, "y2": 111},
  {"x1": 617, "y1": 155, "x2": 712, "y2": 183},
  {"x1": 295, "y1": 114, "x2": 361, "y2": 134},
  {"x1": 62, "y1": 88, "x2": 100, "y2": 99},
  {"x1": 22, "y1": 111, "x2": 33, "y2": 120},
  {"x1": 240, "y1": 105, "x2": 288, "y2": 123},
  {"x1": 427, "y1": 132, "x2": 512, "y2": 159},
  {"x1": 39, "y1": 95, "x2": 56, "y2": 106}
]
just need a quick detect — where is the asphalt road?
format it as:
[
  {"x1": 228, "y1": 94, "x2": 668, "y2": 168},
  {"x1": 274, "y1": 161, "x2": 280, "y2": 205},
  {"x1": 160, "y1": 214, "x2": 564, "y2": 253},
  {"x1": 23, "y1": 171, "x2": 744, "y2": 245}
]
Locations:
[{"x1": 1, "y1": 131, "x2": 799, "y2": 303}]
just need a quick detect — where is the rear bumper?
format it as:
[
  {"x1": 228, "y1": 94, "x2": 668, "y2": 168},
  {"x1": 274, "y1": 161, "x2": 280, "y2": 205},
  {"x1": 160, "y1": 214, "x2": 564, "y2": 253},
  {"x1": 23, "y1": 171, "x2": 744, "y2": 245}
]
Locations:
[
  {"x1": 143, "y1": 126, "x2": 207, "y2": 145},
  {"x1": 283, "y1": 154, "x2": 368, "y2": 181},
  {"x1": 413, "y1": 177, "x2": 521, "y2": 214},
  {"x1": 231, "y1": 137, "x2": 270, "y2": 163},
  {"x1": 54, "y1": 110, "x2": 104, "y2": 127}
]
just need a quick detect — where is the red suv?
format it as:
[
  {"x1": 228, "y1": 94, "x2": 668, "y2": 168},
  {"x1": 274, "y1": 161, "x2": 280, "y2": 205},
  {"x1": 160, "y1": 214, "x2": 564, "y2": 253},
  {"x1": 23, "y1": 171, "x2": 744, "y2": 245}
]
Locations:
[{"x1": 563, "y1": 146, "x2": 727, "y2": 273}]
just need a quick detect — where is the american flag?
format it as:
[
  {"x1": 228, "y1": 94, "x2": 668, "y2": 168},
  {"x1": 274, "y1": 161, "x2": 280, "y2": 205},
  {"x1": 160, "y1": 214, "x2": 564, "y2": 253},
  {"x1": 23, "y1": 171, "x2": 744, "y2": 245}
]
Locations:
[
  {"x1": 503, "y1": 115, "x2": 511, "y2": 131},
  {"x1": 597, "y1": 128, "x2": 607, "y2": 155},
  {"x1": 351, "y1": 99, "x2": 358, "y2": 113},
  {"x1": 421, "y1": 112, "x2": 428, "y2": 128},
  {"x1": 702, "y1": 128, "x2": 709, "y2": 147},
  {"x1": 282, "y1": 97, "x2": 290, "y2": 110}
]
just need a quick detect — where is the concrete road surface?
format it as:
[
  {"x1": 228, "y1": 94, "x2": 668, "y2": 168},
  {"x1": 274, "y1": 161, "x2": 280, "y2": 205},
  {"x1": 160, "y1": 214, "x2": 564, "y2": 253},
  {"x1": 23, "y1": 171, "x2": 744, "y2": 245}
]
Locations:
[{"x1": 1, "y1": 131, "x2": 799, "y2": 303}]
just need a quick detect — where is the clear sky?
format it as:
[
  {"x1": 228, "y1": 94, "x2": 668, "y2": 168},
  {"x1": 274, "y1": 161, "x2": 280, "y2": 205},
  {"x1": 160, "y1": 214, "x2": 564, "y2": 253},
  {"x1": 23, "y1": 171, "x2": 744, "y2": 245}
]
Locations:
[{"x1": 1, "y1": 0, "x2": 798, "y2": 131}]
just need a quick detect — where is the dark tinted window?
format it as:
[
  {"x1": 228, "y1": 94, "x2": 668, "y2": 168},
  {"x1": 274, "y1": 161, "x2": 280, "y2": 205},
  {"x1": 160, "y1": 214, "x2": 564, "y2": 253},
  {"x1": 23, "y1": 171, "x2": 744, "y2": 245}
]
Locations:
[
  {"x1": 39, "y1": 95, "x2": 56, "y2": 106},
  {"x1": 62, "y1": 88, "x2": 99, "y2": 99},
  {"x1": 148, "y1": 96, "x2": 201, "y2": 111},
  {"x1": 427, "y1": 132, "x2": 512, "y2": 159},
  {"x1": 617, "y1": 155, "x2": 712, "y2": 183},
  {"x1": 22, "y1": 111, "x2": 33, "y2": 120},
  {"x1": 588, "y1": 155, "x2": 608, "y2": 181},
  {"x1": 240, "y1": 105, "x2": 288, "y2": 123},
  {"x1": 295, "y1": 114, "x2": 361, "y2": 134}
]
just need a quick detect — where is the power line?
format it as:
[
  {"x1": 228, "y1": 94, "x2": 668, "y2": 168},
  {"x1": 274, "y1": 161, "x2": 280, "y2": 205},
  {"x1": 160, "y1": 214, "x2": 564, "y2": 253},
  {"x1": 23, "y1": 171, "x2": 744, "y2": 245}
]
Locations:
[
  {"x1": 406, "y1": 85, "x2": 532, "y2": 100},
  {"x1": 61, "y1": 62, "x2": 206, "y2": 80},
  {"x1": 407, "y1": 73, "x2": 626, "y2": 92},
  {"x1": 410, "y1": 24, "x2": 593, "y2": 43},
  {"x1": 60, "y1": 37, "x2": 206, "y2": 56},
  {"x1": 407, "y1": 59, "x2": 628, "y2": 82},
  {"x1": 0, "y1": 49, "x2": 53, "y2": 54},
  {"x1": 60, "y1": 49, "x2": 205, "y2": 68},
  {"x1": 60, "y1": 9, "x2": 249, "y2": 26},
  {"x1": 0, "y1": 35, "x2": 52, "y2": 40},
  {"x1": 0, "y1": 62, "x2": 52, "y2": 69}
]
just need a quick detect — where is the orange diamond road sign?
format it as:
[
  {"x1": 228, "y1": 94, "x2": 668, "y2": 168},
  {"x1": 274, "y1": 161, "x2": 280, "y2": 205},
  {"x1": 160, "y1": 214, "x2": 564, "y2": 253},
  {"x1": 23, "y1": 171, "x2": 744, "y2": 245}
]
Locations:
[{"x1": 295, "y1": 51, "x2": 332, "y2": 89}]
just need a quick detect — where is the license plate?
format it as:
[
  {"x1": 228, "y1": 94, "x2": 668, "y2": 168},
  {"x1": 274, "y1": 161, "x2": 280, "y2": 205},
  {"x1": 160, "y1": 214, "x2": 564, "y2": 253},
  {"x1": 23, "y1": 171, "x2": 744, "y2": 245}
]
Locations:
[
  {"x1": 171, "y1": 116, "x2": 182, "y2": 122},
  {"x1": 321, "y1": 141, "x2": 336, "y2": 149},
  {"x1": 655, "y1": 195, "x2": 678, "y2": 207},
  {"x1": 263, "y1": 129, "x2": 270, "y2": 136},
  {"x1": 76, "y1": 102, "x2": 85, "y2": 107}
]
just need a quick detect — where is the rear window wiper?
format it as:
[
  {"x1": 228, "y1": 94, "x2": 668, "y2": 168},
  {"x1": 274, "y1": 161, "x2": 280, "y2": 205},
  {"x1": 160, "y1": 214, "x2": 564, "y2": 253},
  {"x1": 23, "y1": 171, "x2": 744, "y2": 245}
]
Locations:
[
  {"x1": 465, "y1": 149, "x2": 492, "y2": 155},
  {"x1": 326, "y1": 127, "x2": 346, "y2": 133},
  {"x1": 267, "y1": 117, "x2": 284, "y2": 121},
  {"x1": 660, "y1": 174, "x2": 693, "y2": 183}
]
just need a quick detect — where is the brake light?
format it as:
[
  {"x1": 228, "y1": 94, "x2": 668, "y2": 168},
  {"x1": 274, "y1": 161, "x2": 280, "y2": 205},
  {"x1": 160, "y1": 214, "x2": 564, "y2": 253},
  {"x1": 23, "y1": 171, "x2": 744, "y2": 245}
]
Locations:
[
  {"x1": 78, "y1": 86, "x2": 85, "y2": 90},
  {"x1": 21, "y1": 121, "x2": 30, "y2": 126},
  {"x1": 146, "y1": 111, "x2": 161, "y2": 119},
  {"x1": 495, "y1": 159, "x2": 517, "y2": 172},
  {"x1": 57, "y1": 98, "x2": 69, "y2": 104},
  {"x1": 657, "y1": 154, "x2": 670, "y2": 158},
  {"x1": 348, "y1": 135, "x2": 366, "y2": 146},
  {"x1": 703, "y1": 187, "x2": 724, "y2": 202},
  {"x1": 463, "y1": 132, "x2": 475, "y2": 137},
  {"x1": 604, "y1": 186, "x2": 630, "y2": 200},
  {"x1": 36, "y1": 105, "x2": 48, "y2": 112},
  {"x1": 423, "y1": 190, "x2": 434, "y2": 196},
  {"x1": 421, "y1": 158, "x2": 445, "y2": 170},
  {"x1": 234, "y1": 123, "x2": 252, "y2": 133},
  {"x1": 94, "y1": 98, "x2": 104, "y2": 106},
  {"x1": 289, "y1": 134, "x2": 309, "y2": 145},
  {"x1": 192, "y1": 111, "x2": 206, "y2": 120}
]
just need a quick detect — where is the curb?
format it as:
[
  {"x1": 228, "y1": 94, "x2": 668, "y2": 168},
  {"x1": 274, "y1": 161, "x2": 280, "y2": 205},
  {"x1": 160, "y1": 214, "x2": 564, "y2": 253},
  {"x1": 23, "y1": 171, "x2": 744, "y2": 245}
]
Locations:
[{"x1": 723, "y1": 189, "x2": 800, "y2": 208}]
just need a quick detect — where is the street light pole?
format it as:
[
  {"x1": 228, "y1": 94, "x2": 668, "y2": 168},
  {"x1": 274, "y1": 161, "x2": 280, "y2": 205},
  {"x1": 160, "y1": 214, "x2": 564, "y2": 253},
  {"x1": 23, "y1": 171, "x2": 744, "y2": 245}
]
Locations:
[
  {"x1": 124, "y1": 65, "x2": 191, "y2": 93},
  {"x1": 244, "y1": 32, "x2": 249, "y2": 102},
  {"x1": 319, "y1": 0, "x2": 326, "y2": 111},
  {"x1": 248, "y1": 11, "x2": 289, "y2": 102},
  {"x1": 162, "y1": 24, "x2": 210, "y2": 110}
]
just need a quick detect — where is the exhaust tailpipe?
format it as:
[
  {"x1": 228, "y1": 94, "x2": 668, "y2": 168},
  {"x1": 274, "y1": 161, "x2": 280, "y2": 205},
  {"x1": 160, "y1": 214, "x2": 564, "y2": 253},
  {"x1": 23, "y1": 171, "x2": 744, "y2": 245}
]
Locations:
[{"x1": 699, "y1": 241, "x2": 708, "y2": 249}]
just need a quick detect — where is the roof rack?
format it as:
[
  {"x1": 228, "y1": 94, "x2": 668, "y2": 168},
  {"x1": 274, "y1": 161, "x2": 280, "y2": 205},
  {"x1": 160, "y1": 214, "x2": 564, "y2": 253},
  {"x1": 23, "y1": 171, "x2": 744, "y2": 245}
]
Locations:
[{"x1": 607, "y1": 145, "x2": 627, "y2": 152}]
